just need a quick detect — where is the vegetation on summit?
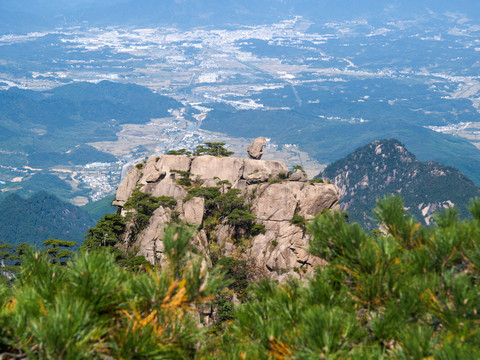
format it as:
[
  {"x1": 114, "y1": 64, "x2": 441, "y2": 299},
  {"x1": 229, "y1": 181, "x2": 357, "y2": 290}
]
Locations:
[{"x1": 167, "y1": 142, "x2": 234, "y2": 158}]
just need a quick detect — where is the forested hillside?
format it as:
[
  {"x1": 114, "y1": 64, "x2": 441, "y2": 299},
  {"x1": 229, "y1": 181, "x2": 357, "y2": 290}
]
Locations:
[{"x1": 0, "y1": 192, "x2": 94, "y2": 246}]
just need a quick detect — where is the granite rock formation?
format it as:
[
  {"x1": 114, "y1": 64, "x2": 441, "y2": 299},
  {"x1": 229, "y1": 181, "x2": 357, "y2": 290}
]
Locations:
[{"x1": 114, "y1": 154, "x2": 339, "y2": 281}]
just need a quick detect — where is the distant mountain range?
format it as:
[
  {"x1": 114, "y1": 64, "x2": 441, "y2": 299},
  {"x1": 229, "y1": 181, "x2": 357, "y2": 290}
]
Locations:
[
  {"x1": 0, "y1": 81, "x2": 179, "y2": 158},
  {"x1": 322, "y1": 139, "x2": 480, "y2": 229},
  {"x1": 1, "y1": 0, "x2": 479, "y2": 32}
]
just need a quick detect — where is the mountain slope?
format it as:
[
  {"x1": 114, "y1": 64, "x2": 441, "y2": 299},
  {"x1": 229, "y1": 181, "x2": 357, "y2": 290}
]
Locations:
[
  {"x1": 82, "y1": 195, "x2": 116, "y2": 221},
  {"x1": 0, "y1": 191, "x2": 95, "y2": 246},
  {"x1": 321, "y1": 139, "x2": 480, "y2": 229}
]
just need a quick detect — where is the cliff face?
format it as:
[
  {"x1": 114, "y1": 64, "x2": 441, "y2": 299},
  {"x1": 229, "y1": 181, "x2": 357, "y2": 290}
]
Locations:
[
  {"x1": 113, "y1": 154, "x2": 339, "y2": 281},
  {"x1": 322, "y1": 139, "x2": 480, "y2": 229}
]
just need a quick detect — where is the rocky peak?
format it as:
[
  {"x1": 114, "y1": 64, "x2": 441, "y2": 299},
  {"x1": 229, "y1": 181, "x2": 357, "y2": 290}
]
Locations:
[
  {"x1": 322, "y1": 139, "x2": 480, "y2": 229},
  {"x1": 113, "y1": 153, "x2": 339, "y2": 282}
]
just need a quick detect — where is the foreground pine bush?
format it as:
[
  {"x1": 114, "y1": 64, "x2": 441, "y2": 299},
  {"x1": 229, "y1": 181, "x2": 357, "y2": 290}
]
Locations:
[
  {"x1": 209, "y1": 196, "x2": 480, "y2": 359},
  {"x1": 0, "y1": 226, "x2": 226, "y2": 359},
  {"x1": 1, "y1": 196, "x2": 480, "y2": 358}
]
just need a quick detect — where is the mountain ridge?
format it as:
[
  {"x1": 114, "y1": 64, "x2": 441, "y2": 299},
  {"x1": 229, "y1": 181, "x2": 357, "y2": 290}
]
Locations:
[
  {"x1": 2, "y1": 0, "x2": 480, "y2": 33},
  {"x1": 322, "y1": 139, "x2": 480, "y2": 229}
]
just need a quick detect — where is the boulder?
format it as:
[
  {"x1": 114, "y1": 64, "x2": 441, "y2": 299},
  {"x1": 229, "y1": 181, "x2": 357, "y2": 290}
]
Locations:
[
  {"x1": 150, "y1": 178, "x2": 188, "y2": 200},
  {"x1": 296, "y1": 183, "x2": 339, "y2": 219},
  {"x1": 153, "y1": 154, "x2": 192, "y2": 174},
  {"x1": 251, "y1": 183, "x2": 298, "y2": 222},
  {"x1": 247, "y1": 137, "x2": 267, "y2": 160},
  {"x1": 145, "y1": 171, "x2": 166, "y2": 183}
]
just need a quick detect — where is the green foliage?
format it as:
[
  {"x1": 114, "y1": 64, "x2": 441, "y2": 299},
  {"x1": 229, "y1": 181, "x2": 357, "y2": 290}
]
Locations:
[
  {"x1": 3, "y1": 195, "x2": 480, "y2": 358},
  {"x1": 290, "y1": 213, "x2": 307, "y2": 229},
  {"x1": 184, "y1": 186, "x2": 221, "y2": 207},
  {"x1": 251, "y1": 223, "x2": 266, "y2": 236},
  {"x1": 82, "y1": 213, "x2": 126, "y2": 249},
  {"x1": 194, "y1": 142, "x2": 234, "y2": 157},
  {"x1": 16, "y1": 243, "x2": 33, "y2": 256},
  {"x1": 0, "y1": 191, "x2": 94, "y2": 246},
  {"x1": 166, "y1": 149, "x2": 192, "y2": 156},
  {"x1": 217, "y1": 256, "x2": 248, "y2": 294},
  {"x1": 135, "y1": 162, "x2": 144, "y2": 170},
  {"x1": 0, "y1": 244, "x2": 20, "y2": 283},
  {"x1": 184, "y1": 186, "x2": 262, "y2": 239},
  {"x1": 171, "y1": 169, "x2": 192, "y2": 187},
  {"x1": 0, "y1": 244, "x2": 19, "y2": 262},
  {"x1": 116, "y1": 255, "x2": 150, "y2": 272},
  {"x1": 208, "y1": 195, "x2": 480, "y2": 358},
  {"x1": 0, "y1": 227, "x2": 227, "y2": 359},
  {"x1": 292, "y1": 165, "x2": 307, "y2": 177},
  {"x1": 215, "y1": 292, "x2": 235, "y2": 324},
  {"x1": 227, "y1": 209, "x2": 255, "y2": 227},
  {"x1": 123, "y1": 189, "x2": 176, "y2": 232},
  {"x1": 42, "y1": 239, "x2": 77, "y2": 264},
  {"x1": 82, "y1": 190, "x2": 177, "y2": 271},
  {"x1": 156, "y1": 196, "x2": 178, "y2": 209},
  {"x1": 216, "y1": 179, "x2": 232, "y2": 192},
  {"x1": 268, "y1": 178, "x2": 282, "y2": 184}
]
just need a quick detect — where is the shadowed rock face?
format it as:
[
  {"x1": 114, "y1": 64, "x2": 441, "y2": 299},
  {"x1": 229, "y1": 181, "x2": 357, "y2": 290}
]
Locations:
[{"x1": 114, "y1": 154, "x2": 339, "y2": 282}]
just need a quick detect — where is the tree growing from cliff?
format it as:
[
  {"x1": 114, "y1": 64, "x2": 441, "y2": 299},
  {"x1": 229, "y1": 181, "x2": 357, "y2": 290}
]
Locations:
[
  {"x1": 123, "y1": 189, "x2": 177, "y2": 233},
  {"x1": 184, "y1": 186, "x2": 263, "y2": 239},
  {"x1": 194, "y1": 142, "x2": 234, "y2": 157},
  {"x1": 0, "y1": 244, "x2": 20, "y2": 283},
  {"x1": 82, "y1": 213, "x2": 126, "y2": 249},
  {"x1": 166, "y1": 148, "x2": 192, "y2": 156}
]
